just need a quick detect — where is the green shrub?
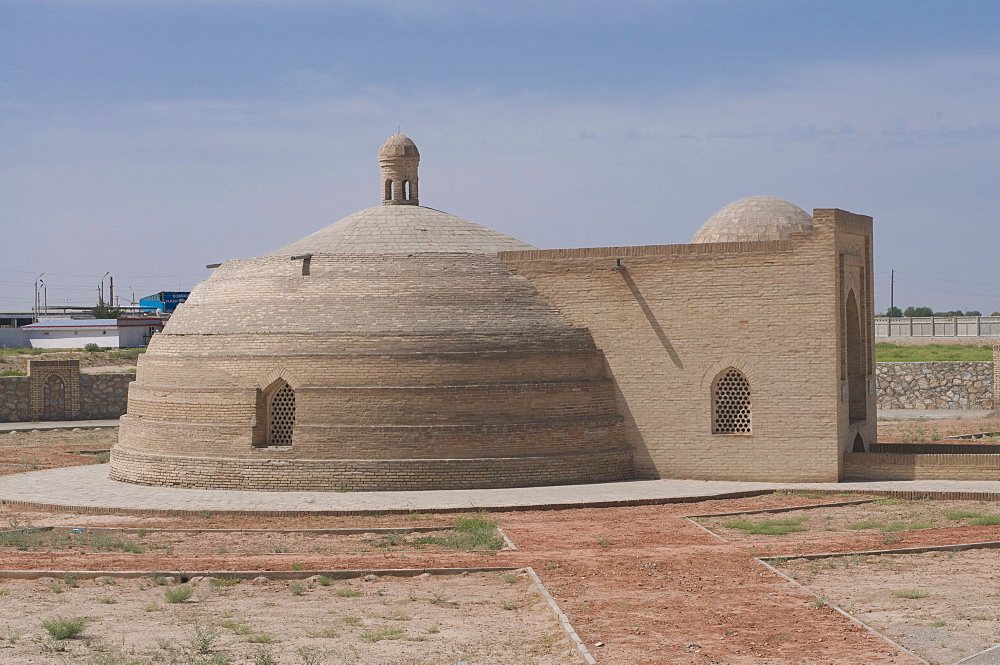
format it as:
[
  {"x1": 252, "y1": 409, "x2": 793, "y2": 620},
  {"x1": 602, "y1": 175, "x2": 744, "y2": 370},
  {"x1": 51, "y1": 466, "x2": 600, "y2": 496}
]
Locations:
[
  {"x1": 942, "y1": 509, "x2": 983, "y2": 521},
  {"x1": 83, "y1": 343, "x2": 102, "y2": 352},
  {"x1": 448, "y1": 514, "x2": 505, "y2": 550},
  {"x1": 722, "y1": 518, "x2": 807, "y2": 535},
  {"x1": 336, "y1": 587, "x2": 361, "y2": 598},
  {"x1": 189, "y1": 623, "x2": 219, "y2": 654},
  {"x1": 893, "y1": 589, "x2": 930, "y2": 599},
  {"x1": 42, "y1": 616, "x2": 88, "y2": 639},
  {"x1": 164, "y1": 585, "x2": 194, "y2": 603},
  {"x1": 970, "y1": 515, "x2": 1000, "y2": 526},
  {"x1": 360, "y1": 627, "x2": 404, "y2": 642}
]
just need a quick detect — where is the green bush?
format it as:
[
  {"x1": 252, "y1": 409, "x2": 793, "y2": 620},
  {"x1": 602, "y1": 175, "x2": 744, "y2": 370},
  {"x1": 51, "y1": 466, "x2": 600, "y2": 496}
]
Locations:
[
  {"x1": 83, "y1": 343, "x2": 102, "y2": 352},
  {"x1": 722, "y1": 518, "x2": 808, "y2": 535},
  {"x1": 42, "y1": 616, "x2": 88, "y2": 639},
  {"x1": 164, "y1": 585, "x2": 194, "y2": 603}
]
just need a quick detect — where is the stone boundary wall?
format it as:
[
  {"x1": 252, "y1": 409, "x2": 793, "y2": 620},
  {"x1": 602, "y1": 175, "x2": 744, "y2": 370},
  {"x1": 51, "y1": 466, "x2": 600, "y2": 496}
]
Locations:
[
  {"x1": 80, "y1": 374, "x2": 135, "y2": 420},
  {"x1": 0, "y1": 369, "x2": 134, "y2": 423},
  {"x1": 875, "y1": 361, "x2": 993, "y2": 410},
  {"x1": 0, "y1": 377, "x2": 31, "y2": 422}
]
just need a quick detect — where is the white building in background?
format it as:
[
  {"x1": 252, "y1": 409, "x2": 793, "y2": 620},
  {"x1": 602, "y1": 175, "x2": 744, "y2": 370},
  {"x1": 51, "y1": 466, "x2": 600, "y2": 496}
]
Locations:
[{"x1": 22, "y1": 318, "x2": 165, "y2": 349}]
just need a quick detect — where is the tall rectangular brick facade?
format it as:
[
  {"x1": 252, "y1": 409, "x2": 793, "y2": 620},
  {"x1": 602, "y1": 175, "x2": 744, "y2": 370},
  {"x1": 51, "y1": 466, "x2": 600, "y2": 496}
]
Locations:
[{"x1": 500, "y1": 208, "x2": 875, "y2": 482}]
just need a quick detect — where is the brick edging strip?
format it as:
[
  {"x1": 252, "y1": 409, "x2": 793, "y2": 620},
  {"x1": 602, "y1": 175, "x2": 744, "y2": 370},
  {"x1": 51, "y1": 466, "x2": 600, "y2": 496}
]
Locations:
[
  {"x1": 526, "y1": 567, "x2": 597, "y2": 665},
  {"x1": 760, "y1": 539, "x2": 1000, "y2": 562},
  {"x1": 685, "y1": 498, "x2": 877, "y2": 518},
  {"x1": 755, "y1": 557, "x2": 930, "y2": 665}
]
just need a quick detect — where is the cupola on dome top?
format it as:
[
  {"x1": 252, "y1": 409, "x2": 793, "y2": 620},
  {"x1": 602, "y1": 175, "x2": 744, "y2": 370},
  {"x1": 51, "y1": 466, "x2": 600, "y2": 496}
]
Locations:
[
  {"x1": 380, "y1": 134, "x2": 419, "y2": 206},
  {"x1": 692, "y1": 195, "x2": 813, "y2": 244}
]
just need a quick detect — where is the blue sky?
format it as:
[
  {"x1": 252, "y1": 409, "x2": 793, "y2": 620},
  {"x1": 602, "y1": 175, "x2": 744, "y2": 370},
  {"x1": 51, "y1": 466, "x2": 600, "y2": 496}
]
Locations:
[{"x1": 2, "y1": 0, "x2": 999, "y2": 312}]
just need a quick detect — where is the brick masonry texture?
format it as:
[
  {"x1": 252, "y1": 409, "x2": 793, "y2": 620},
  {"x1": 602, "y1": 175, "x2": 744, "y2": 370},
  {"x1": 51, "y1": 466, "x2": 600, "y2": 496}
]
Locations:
[
  {"x1": 844, "y1": 452, "x2": 1000, "y2": 481},
  {"x1": 875, "y1": 361, "x2": 993, "y2": 410}
]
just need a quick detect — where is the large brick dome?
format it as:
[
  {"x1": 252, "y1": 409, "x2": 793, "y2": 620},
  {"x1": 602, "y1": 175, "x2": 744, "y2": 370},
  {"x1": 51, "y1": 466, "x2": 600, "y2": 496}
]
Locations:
[{"x1": 110, "y1": 136, "x2": 631, "y2": 491}]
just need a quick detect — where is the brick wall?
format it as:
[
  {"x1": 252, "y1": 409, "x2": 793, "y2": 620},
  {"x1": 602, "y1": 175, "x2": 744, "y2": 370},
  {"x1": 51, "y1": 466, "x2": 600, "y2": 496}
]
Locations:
[
  {"x1": 500, "y1": 209, "x2": 876, "y2": 483},
  {"x1": 844, "y1": 452, "x2": 1000, "y2": 481}
]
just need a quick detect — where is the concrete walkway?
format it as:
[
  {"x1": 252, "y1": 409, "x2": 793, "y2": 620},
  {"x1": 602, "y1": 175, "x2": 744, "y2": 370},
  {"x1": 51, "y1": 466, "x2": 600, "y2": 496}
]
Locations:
[
  {"x1": 1, "y1": 465, "x2": 1000, "y2": 515},
  {"x1": 0, "y1": 419, "x2": 119, "y2": 434}
]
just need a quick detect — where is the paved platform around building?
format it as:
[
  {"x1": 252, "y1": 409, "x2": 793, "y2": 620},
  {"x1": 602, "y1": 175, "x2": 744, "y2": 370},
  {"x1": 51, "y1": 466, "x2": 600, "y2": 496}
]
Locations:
[
  {"x1": 1, "y1": 465, "x2": 1000, "y2": 516},
  {"x1": 0, "y1": 419, "x2": 120, "y2": 434}
]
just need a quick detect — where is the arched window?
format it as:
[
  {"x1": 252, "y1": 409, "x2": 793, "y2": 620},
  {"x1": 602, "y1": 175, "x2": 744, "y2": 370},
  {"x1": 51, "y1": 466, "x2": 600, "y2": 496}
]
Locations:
[
  {"x1": 384, "y1": 179, "x2": 393, "y2": 201},
  {"x1": 268, "y1": 382, "x2": 296, "y2": 446},
  {"x1": 403, "y1": 180, "x2": 411, "y2": 200},
  {"x1": 713, "y1": 368, "x2": 751, "y2": 434}
]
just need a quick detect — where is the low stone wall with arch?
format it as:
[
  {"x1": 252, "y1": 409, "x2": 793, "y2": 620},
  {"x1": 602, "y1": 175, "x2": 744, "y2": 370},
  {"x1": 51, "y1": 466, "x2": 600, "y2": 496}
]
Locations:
[{"x1": 0, "y1": 359, "x2": 134, "y2": 423}]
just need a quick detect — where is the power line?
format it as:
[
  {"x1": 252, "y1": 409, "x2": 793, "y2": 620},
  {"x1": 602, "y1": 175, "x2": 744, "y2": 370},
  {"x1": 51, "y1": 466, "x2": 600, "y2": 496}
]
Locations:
[
  {"x1": 892, "y1": 278, "x2": 1000, "y2": 299},
  {"x1": 894, "y1": 270, "x2": 1000, "y2": 287}
]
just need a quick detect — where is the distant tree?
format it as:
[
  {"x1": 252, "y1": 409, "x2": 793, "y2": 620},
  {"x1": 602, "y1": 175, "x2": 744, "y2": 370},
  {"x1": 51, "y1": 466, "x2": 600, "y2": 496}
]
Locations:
[
  {"x1": 91, "y1": 299, "x2": 123, "y2": 319},
  {"x1": 885, "y1": 306, "x2": 903, "y2": 317},
  {"x1": 965, "y1": 310, "x2": 982, "y2": 316},
  {"x1": 903, "y1": 306, "x2": 934, "y2": 317},
  {"x1": 992, "y1": 312, "x2": 1000, "y2": 317},
  {"x1": 933, "y1": 310, "x2": 964, "y2": 317}
]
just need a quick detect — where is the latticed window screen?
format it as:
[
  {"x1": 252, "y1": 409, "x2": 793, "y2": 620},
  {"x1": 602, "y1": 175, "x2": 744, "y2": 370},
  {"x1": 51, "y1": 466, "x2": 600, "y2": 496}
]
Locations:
[
  {"x1": 268, "y1": 384, "x2": 296, "y2": 446},
  {"x1": 713, "y1": 369, "x2": 751, "y2": 434}
]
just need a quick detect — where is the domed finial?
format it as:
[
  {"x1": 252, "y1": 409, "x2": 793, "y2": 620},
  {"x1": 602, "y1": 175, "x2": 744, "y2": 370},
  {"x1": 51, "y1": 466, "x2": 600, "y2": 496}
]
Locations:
[{"x1": 379, "y1": 134, "x2": 419, "y2": 206}]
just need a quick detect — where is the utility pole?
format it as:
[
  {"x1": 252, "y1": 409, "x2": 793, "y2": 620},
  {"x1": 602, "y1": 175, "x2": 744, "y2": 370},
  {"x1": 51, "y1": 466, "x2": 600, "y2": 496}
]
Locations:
[
  {"x1": 890, "y1": 269, "x2": 895, "y2": 315},
  {"x1": 34, "y1": 273, "x2": 45, "y2": 322},
  {"x1": 109, "y1": 275, "x2": 114, "y2": 309}
]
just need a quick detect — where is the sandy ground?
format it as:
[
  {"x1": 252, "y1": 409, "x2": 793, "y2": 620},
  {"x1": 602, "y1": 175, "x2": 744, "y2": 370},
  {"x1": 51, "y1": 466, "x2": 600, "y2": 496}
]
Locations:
[
  {"x1": 779, "y1": 549, "x2": 1000, "y2": 665},
  {"x1": 0, "y1": 570, "x2": 577, "y2": 664}
]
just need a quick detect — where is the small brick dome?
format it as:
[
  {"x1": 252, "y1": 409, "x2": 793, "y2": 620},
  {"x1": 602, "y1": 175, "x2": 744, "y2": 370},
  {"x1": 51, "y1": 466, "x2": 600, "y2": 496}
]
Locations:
[
  {"x1": 379, "y1": 133, "x2": 419, "y2": 159},
  {"x1": 692, "y1": 196, "x2": 813, "y2": 243}
]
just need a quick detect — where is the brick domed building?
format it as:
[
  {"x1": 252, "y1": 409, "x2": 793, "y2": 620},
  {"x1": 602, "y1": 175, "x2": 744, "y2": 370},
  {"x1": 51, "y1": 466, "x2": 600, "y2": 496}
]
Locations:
[
  {"x1": 111, "y1": 135, "x2": 876, "y2": 491},
  {"x1": 111, "y1": 135, "x2": 632, "y2": 490}
]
